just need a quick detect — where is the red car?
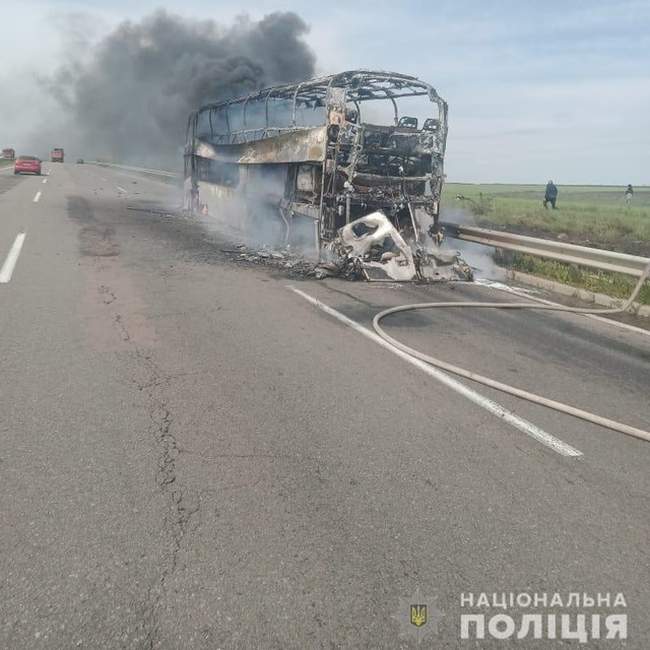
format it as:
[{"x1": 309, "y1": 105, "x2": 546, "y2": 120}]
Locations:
[{"x1": 14, "y1": 156, "x2": 42, "y2": 175}]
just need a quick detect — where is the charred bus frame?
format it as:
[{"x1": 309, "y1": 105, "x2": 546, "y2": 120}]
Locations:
[{"x1": 184, "y1": 70, "x2": 448, "y2": 253}]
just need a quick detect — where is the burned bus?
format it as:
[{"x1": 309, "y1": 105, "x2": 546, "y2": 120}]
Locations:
[{"x1": 184, "y1": 70, "x2": 463, "y2": 280}]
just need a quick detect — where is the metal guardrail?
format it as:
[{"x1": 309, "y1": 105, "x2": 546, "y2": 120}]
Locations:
[
  {"x1": 89, "y1": 161, "x2": 181, "y2": 178},
  {"x1": 441, "y1": 222, "x2": 650, "y2": 278}
]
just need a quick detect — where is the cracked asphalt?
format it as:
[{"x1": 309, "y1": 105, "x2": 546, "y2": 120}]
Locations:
[{"x1": 0, "y1": 163, "x2": 648, "y2": 648}]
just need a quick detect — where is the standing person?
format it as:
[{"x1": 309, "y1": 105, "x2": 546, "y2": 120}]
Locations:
[
  {"x1": 624, "y1": 184, "x2": 634, "y2": 206},
  {"x1": 543, "y1": 180, "x2": 558, "y2": 209}
]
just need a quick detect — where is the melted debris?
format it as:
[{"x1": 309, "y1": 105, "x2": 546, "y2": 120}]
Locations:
[{"x1": 221, "y1": 244, "x2": 324, "y2": 278}]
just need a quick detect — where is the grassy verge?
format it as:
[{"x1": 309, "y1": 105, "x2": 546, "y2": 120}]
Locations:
[
  {"x1": 445, "y1": 183, "x2": 650, "y2": 255},
  {"x1": 0, "y1": 159, "x2": 13, "y2": 169},
  {"x1": 495, "y1": 251, "x2": 650, "y2": 305},
  {"x1": 443, "y1": 183, "x2": 650, "y2": 304}
]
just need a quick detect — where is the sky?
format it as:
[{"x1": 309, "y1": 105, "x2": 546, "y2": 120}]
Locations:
[{"x1": 1, "y1": 0, "x2": 649, "y2": 184}]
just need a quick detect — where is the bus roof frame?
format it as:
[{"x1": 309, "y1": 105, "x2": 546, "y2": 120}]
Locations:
[{"x1": 194, "y1": 70, "x2": 447, "y2": 133}]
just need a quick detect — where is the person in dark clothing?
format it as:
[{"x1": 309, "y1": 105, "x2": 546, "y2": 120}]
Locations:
[
  {"x1": 624, "y1": 184, "x2": 634, "y2": 206},
  {"x1": 543, "y1": 180, "x2": 558, "y2": 209}
]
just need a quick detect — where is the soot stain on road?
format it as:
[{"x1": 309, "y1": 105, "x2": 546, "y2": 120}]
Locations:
[
  {"x1": 124, "y1": 199, "x2": 232, "y2": 266},
  {"x1": 123, "y1": 199, "x2": 323, "y2": 284},
  {"x1": 67, "y1": 195, "x2": 120, "y2": 257}
]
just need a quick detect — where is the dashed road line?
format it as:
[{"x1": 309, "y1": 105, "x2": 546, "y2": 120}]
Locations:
[
  {"x1": 42, "y1": 178, "x2": 48, "y2": 184},
  {"x1": 33, "y1": 191, "x2": 42, "y2": 203},
  {"x1": 288, "y1": 286, "x2": 583, "y2": 458},
  {"x1": 116, "y1": 185, "x2": 127, "y2": 194},
  {"x1": 0, "y1": 233, "x2": 27, "y2": 283}
]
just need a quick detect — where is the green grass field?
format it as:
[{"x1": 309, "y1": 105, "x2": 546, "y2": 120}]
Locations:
[
  {"x1": 444, "y1": 183, "x2": 650, "y2": 255},
  {"x1": 0, "y1": 158, "x2": 13, "y2": 169},
  {"x1": 443, "y1": 183, "x2": 650, "y2": 305}
]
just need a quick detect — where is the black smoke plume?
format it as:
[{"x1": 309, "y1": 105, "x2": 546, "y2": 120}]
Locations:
[{"x1": 46, "y1": 10, "x2": 315, "y2": 167}]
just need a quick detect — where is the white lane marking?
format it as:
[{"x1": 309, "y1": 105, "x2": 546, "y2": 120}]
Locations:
[
  {"x1": 116, "y1": 185, "x2": 127, "y2": 194},
  {"x1": 477, "y1": 278, "x2": 650, "y2": 338},
  {"x1": 33, "y1": 191, "x2": 42, "y2": 203},
  {"x1": 42, "y1": 178, "x2": 47, "y2": 184},
  {"x1": 0, "y1": 233, "x2": 27, "y2": 283},
  {"x1": 289, "y1": 286, "x2": 583, "y2": 458}
]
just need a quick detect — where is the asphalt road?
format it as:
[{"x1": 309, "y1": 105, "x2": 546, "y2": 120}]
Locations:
[{"x1": 0, "y1": 163, "x2": 648, "y2": 649}]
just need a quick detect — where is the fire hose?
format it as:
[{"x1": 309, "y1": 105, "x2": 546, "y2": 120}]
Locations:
[{"x1": 372, "y1": 263, "x2": 650, "y2": 443}]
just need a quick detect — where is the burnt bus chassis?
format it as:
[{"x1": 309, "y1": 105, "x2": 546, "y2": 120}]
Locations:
[{"x1": 185, "y1": 70, "x2": 449, "y2": 254}]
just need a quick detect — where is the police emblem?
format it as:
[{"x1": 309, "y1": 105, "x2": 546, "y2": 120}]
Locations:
[
  {"x1": 410, "y1": 604, "x2": 427, "y2": 628},
  {"x1": 395, "y1": 590, "x2": 443, "y2": 644}
]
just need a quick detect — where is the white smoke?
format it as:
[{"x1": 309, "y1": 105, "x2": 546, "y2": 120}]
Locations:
[{"x1": 439, "y1": 204, "x2": 504, "y2": 280}]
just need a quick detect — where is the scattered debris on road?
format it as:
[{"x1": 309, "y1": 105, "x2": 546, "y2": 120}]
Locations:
[
  {"x1": 221, "y1": 211, "x2": 472, "y2": 282},
  {"x1": 221, "y1": 243, "x2": 323, "y2": 278},
  {"x1": 128, "y1": 202, "x2": 472, "y2": 282}
]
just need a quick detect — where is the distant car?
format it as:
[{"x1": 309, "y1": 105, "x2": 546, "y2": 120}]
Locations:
[
  {"x1": 14, "y1": 156, "x2": 42, "y2": 175},
  {"x1": 51, "y1": 148, "x2": 64, "y2": 163},
  {"x1": 76, "y1": 158, "x2": 84, "y2": 164}
]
